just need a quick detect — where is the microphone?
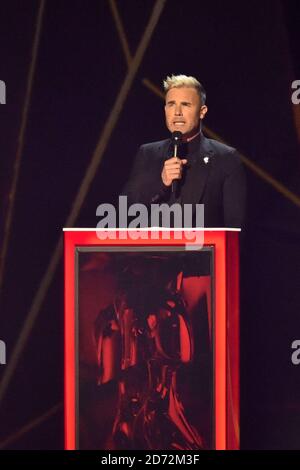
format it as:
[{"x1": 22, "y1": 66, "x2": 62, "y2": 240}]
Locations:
[{"x1": 171, "y1": 131, "x2": 183, "y2": 194}]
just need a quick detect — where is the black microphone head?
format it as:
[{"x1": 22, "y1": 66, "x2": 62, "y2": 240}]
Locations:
[{"x1": 171, "y1": 131, "x2": 183, "y2": 145}]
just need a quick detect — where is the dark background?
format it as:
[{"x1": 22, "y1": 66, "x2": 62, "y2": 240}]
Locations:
[{"x1": 0, "y1": 0, "x2": 300, "y2": 449}]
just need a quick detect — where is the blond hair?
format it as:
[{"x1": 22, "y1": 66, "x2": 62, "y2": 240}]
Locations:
[{"x1": 163, "y1": 74, "x2": 206, "y2": 105}]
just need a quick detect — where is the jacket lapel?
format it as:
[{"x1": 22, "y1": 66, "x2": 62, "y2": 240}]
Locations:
[{"x1": 188, "y1": 134, "x2": 214, "y2": 203}]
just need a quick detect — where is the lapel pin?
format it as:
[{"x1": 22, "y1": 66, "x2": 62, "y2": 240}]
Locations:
[{"x1": 203, "y1": 156, "x2": 210, "y2": 164}]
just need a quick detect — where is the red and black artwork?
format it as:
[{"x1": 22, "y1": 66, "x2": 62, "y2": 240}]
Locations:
[{"x1": 77, "y1": 250, "x2": 213, "y2": 450}]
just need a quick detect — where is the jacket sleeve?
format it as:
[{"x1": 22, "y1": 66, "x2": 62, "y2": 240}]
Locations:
[
  {"x1": 223, "y1": 151, "x2": 247, "y2": 229},
  {"x1": 121, "y1": 144, "x2": 170, "y2": 207}
]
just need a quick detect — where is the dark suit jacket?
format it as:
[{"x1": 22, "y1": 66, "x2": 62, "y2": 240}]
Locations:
[{"x1": 122, "y1": 133, "x2": 246, "y2": 228}]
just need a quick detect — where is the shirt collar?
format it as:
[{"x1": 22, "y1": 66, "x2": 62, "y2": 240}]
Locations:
[{"x1": 167, "y1": 131, "x2": 202, "y2": 158}]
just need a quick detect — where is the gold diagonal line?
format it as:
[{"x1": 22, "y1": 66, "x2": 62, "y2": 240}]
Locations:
[
  {"x1": 0, "y1": 0, "x2": 46, "y2": 299},
  {"x1": 142, "y1": 78, "x2": 300, "y2": 209},
  {"x1": 0, "y1": 0, "x2": 167, "y2": 407},
  {"x1": 109, "y1": 0, "x2": 132, "y2": 66},
  {"x1": 226, "y1": 336, "x2": 239, "y2": 447},
  {"x1": 0, "y1": 402, "x2": 62, "y2": 449},
  {"x1": 65, "y1": 0, "x2": 166, "y2": 226}
]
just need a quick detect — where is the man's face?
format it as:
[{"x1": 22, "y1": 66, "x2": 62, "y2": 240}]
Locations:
[{"x1": 164, "y1": 86, "x2": 207, "y2": 139}]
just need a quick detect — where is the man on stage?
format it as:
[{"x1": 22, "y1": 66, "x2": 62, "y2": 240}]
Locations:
[{"x1": 122, "y1": 74, "x2": 246, "y2": 228}]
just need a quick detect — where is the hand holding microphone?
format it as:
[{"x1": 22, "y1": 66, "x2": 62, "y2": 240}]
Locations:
[{"x1": 161, "y1": 131, "x2": 187, "y2": 191}]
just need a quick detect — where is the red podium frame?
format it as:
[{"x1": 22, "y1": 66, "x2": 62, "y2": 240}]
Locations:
[{"x1": 64, "y1": 229, "x2": 240, "y2": 450}]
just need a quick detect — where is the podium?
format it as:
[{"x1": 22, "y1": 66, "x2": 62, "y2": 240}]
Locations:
[{"x1": 64, "y1": 229, "x2": 240, "y2": 450}]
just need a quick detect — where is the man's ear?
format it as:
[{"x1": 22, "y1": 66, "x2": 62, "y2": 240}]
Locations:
[{"x1": 200, "y1": 105, "x2": 208, "y2": 120}]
